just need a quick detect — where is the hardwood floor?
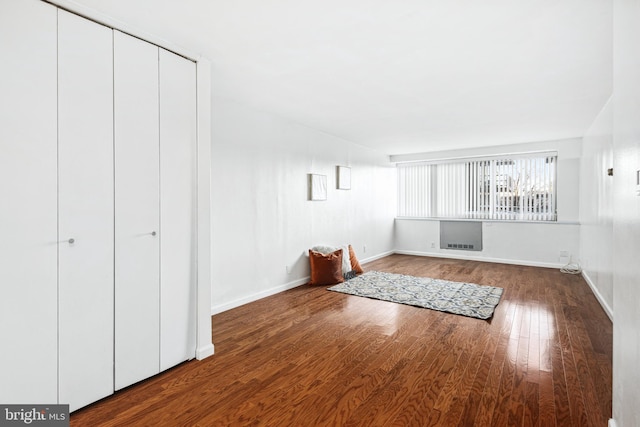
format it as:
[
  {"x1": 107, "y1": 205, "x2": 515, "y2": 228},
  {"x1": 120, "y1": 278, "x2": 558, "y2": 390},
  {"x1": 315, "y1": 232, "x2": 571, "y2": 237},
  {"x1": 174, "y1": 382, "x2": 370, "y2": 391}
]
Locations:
[{"x1": 71, "y1": 255, "x2": 612, "y2": 426}]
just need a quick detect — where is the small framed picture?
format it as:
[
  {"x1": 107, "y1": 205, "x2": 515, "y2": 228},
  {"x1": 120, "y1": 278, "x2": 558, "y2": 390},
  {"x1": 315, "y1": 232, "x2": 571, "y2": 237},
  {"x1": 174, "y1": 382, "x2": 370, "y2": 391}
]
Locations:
[
  {"x1": 309, "y1": 174, "x2": 327, "y2": 200},
  {"x1": 337, "y1": 166, "x2": 351, "y2": 190}
]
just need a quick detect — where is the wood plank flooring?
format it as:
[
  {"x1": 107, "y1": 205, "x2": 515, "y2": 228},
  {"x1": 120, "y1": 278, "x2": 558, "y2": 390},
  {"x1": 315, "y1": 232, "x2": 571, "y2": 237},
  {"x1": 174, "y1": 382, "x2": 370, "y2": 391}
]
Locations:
[{"x1": 71, "y1": 255, "x2": 612, "y2": 426}]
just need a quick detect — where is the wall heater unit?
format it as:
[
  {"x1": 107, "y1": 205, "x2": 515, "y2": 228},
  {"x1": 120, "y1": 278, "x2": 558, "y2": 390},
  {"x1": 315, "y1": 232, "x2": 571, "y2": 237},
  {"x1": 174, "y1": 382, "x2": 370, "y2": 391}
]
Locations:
[{"x1": 440, "y1": 221, "x2": 483, "y2": 251}]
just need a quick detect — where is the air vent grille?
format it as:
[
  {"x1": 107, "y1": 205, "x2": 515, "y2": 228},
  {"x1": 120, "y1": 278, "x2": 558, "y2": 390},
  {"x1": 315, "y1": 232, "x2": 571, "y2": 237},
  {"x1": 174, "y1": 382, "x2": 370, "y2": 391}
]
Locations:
[
  {"x1": 440, "y1": 221, "x2": 483, "y2": 251},
  {"x1": 447, "y1": 243, "x2": 475, "y2": 250}
]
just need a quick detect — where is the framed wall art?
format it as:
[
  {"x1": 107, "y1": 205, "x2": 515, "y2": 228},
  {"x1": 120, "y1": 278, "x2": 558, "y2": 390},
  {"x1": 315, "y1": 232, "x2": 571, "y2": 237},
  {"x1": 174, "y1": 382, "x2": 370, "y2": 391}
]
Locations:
[
  {"x1": 309, "y1": 174, "x2": 327, "y2": 201},
  {"x1": 337, "y1": 166, "x2": 351, "y2": 190}
]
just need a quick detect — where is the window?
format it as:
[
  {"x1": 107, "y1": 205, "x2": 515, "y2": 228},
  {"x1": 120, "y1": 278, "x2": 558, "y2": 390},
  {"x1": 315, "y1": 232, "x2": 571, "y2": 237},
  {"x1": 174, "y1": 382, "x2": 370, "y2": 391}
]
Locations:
[{"x1": 397, "y1": 153, "x2": 557, "y2": 221}]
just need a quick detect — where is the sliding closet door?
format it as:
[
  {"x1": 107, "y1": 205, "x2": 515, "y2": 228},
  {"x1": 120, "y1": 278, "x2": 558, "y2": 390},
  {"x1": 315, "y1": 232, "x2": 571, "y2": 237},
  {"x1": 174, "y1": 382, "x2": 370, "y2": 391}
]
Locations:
[
  {"x1": 159, "y1": 49, "x2": 198, "y2": 370},
  {"x1": 57, "y1": 10, "x2": 114, "y2": 411},
  {"x1": 0, "y1": 0, "x2": 58, "y2": 404},
  {"x1": 114, "y1": 30, "x2": 161, "y2": 390}
]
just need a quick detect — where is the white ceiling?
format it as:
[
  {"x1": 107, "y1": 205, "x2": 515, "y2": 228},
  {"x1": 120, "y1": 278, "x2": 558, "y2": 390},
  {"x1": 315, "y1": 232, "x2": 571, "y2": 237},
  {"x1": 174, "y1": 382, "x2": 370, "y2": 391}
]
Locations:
[{"x1": 65, "y1": 0, "x2": 612, "y2": 155}]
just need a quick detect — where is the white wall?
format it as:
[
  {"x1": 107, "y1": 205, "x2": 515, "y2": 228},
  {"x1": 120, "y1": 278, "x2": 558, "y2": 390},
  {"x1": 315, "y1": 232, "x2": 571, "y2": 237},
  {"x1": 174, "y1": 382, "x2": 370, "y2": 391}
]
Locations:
[
  {"x1": 611, "y1": 0, "x2": 640, "y2": 425},
  {"x1": 580, "y1": 97, "x2": 613, "y2": 319},
  {"x1": 210, "y1": 96, "x2": 396, "y2": 313},
  {"x1": 394, "y1": 138, "x2": 582, "y2": 267},
  {"x1": 395, "y1": 219, "x2": 579, "y2": 268}
]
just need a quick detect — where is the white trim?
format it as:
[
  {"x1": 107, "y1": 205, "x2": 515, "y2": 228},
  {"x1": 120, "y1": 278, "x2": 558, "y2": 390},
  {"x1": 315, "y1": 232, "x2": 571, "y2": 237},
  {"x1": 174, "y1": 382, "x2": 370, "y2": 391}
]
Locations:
[
  {"x1": 209, "y1": 251, "x2": 394, "y2": 315},
  {"x1": 389, "y1": 137, "x2": 582, "y2": 164},
  {"x1": 196, "y1": 59, "x2": 214, "y2": 359},
  {"x1": 360, "y1": 250, "x2": 395, "y2": 264},
  {"x1": 393, "y1": 250, "x2": 566, "y2": 269},
  {"x1": 582, "y1": 271, "x2": 614, "y2": 322},
  {"x1": 209, "y1": 248, "x2": 573, "y2": 315},
  {"x1": 608, "y1": 419, "x2": 617, "y2": 427},
  {"x1": 210, "y1": 277, "x2": 310, "y2": 315},
  {"x1": 44, "y1": 0, "x2": 199, "y2": 61},
  {"x1": 394, "y1": 150, "x2": 558, "y2": 166},
  {"x1": 393, "y1": 252, "x2": 616, "y2": 320},
  {"x1": 195, "y1": 343, "x2": 215, "y2": 360},
  {"x1": 395, "y1": 217, "x2": 580, "y2": 225},
  {"x1": 210, "y1": 249, "x2": 613, "y2": 318}
]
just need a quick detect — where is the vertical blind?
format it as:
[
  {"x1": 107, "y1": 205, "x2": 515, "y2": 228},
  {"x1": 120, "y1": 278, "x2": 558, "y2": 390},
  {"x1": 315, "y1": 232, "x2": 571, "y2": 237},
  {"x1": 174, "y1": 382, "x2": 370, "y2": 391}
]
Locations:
[{"x1": 397, "y1": 154, "x2": 557, "y2": 221}]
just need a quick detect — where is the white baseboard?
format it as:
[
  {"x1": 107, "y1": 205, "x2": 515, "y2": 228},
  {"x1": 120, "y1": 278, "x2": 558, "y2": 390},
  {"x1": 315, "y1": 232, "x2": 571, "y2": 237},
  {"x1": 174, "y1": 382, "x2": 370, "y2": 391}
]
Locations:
[
  {"x1": 393, "y1": 250, "x2": 565, "y2": 269},
  {"x1": 582, "y1": 271, "x2": 613, "y2": 322},
  {"x1": 209, "y1": 250, "x2": 394, "y2": 315},
  {"x1": 360, "y1": 250, "x2": 395, "y2": 264},
  {"x1": 196, "y1": 343, "x2": 215, "y2": 360},
  {"x1": 394, "y1": 250, "x2": 615, "y2": 321},
  {"x1": 211, "y1": 276, "x2": 309, "y2": 315},
  {"x1": 608, "y1": 419, "x2": 617, "y2": 427},
  {"x1": 209, "y1": 249, "x2": 591, "y2": 317}
]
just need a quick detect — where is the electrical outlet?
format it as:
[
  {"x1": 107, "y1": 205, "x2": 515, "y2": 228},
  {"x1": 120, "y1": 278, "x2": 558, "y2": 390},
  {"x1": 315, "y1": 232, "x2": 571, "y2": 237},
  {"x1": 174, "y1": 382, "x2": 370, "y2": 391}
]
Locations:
[
  {"x1": 431, "y1": 242, "x2": 435, "y2": 249},
  {"x1": 560, "y1": 250, "x2": 569, "y2": 258},
  {"x1": 363, "y1": 245, "x2": 367, "y2": 253},
  {"x1": 286, "y1": 265, "x2": 290, "y2": 274}
]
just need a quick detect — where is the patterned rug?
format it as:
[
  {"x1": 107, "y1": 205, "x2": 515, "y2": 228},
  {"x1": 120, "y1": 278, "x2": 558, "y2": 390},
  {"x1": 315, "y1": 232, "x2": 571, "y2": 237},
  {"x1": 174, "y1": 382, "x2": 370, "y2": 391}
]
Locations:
[{"x1": 328, "y1": 271, "x2": 503, "y2": 320}]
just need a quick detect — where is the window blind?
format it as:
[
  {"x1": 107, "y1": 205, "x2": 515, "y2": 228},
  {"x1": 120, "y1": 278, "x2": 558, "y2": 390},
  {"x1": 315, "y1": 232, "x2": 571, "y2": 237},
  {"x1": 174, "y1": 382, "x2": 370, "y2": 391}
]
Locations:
[
  {"x1": 397, "y1": 154, "x2": 557, "y2": 221},
  {"x1": 397, "y1": 163, "x2": 433, "y2": 217}
]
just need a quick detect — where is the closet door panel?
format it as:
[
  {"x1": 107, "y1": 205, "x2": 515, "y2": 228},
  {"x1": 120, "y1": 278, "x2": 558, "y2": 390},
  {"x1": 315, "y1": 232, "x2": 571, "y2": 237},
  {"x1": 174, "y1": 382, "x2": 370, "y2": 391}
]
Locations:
[
  {"x1": 0, "y1": 0, "x2": 58, "y2": 404},
  {"x1": 159, "y1": 49, "x2": 197, "y2": 370},
  {"x1": 57, "y1": 10, "x2": 114, "y2": 411},
  {"x1": 114, "y1": 30, "x2": 161, "y2": 390}
]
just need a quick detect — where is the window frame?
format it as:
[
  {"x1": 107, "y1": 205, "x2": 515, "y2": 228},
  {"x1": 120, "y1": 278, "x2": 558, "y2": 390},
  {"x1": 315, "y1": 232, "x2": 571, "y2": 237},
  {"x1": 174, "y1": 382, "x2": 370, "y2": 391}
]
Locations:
[{"x1": 396, "y1": 152, "x2": 558, "y2": 222}]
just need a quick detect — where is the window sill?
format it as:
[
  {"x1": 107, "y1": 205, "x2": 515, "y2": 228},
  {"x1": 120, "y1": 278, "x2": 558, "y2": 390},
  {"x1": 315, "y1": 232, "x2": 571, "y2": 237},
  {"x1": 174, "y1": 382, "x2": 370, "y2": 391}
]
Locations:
[{"x1": 395, "y1": 217, "x2": 580, "y2": 225}]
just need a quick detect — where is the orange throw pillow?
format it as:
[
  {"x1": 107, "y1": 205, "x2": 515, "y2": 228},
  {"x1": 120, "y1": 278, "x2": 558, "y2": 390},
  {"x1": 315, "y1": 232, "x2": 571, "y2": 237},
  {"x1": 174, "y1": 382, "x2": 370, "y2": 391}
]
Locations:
[
  {"x1": 309, "y1": 249, "x2": 344, "y2": 285},
  {"x1": 348, "y1": 245, "x2": 364, "y2": 274}
]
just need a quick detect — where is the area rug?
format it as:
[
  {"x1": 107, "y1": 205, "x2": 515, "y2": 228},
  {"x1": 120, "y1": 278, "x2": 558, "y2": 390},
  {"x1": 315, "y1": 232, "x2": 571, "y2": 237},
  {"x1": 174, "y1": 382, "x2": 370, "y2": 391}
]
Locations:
[{"x1": 328, "y1": 271, "x2": 503, "y2": 320}]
